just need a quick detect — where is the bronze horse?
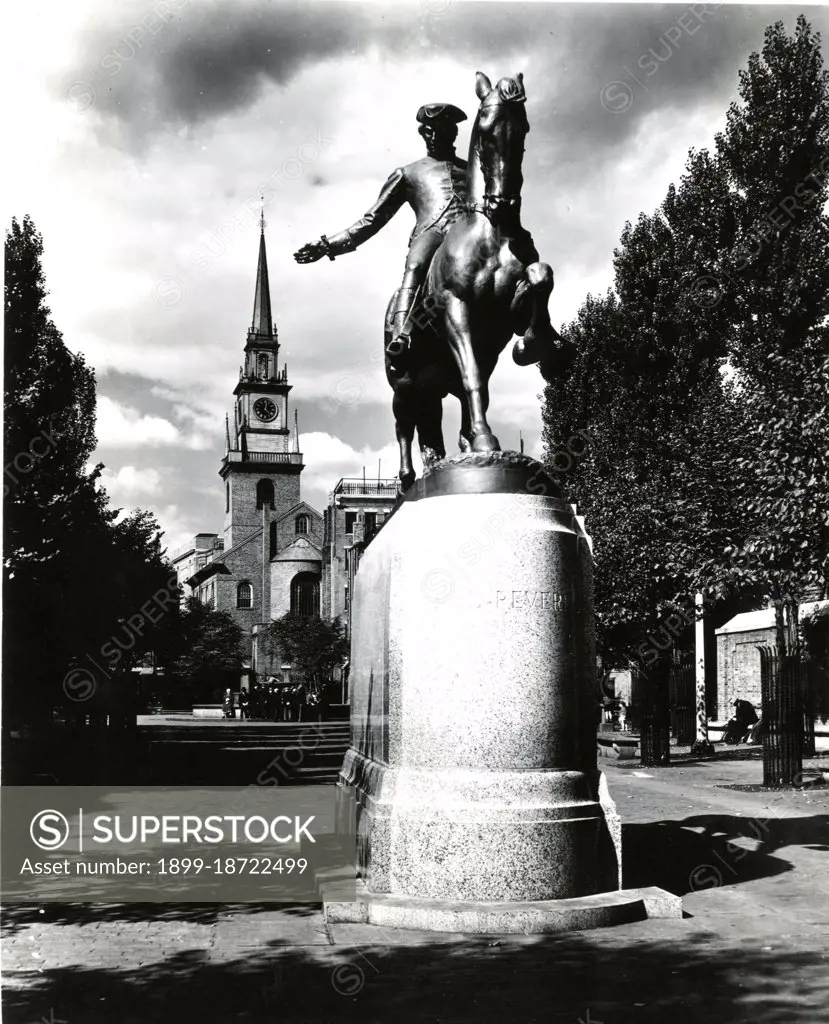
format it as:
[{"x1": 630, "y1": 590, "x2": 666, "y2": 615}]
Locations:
[{"x1": 385, "y1": 71, "x2": 573, "y2": 490}]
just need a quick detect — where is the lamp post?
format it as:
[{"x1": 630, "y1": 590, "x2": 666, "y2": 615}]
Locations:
[{"x1": 691, "y1": 592, "x2": 714, "y2": 756}]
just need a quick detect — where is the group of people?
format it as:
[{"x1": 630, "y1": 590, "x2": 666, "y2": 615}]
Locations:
[
  {"x1": 602, "y1": 698, "x2": 630, "y2": 732},
  {"x1": 222, "y1": 681, "x2": 335, "y2": 723}
]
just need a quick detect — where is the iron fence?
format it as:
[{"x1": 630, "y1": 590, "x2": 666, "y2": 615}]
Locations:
[
  {"x1": 632, "y1": 663, "x2": 671, "y2": 766},
  {"x1": 669, "y1": 650, "x2": 696, "y2": 746},
  {"x1": 757, "y1": 644, "x2": 804, "y2": 787}
]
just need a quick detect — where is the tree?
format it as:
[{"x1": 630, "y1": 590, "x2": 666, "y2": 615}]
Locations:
[
  {"x1": 696, "y1": 17, "x2": 829, "y2": 785},
  {"x1": 716, "y1": 15, "x2": 829, "y2": 385},
  {"x1": 541, "y1": 148, "x2": 736, "y2": 670},
  {"x1": 169, "y1": 597, "x2": 244, "y2": 700},
  {"x1": 542, "y1": 15, "x2": 829, "y2": 652},
  {"x1": 541, "y1": 16, "x2": 829, "y2": 778},
  {"x1": 4, "y1": 216, "x2": 178, "y2": 725},
  {"x1": 4, "y1": 215, "x2": 107, "y2": 722},
  {"x1": 708, "y1": 16, "x2": 829, "y2": 622},
  {"x1": 266, "y1": 613, "x2": 348, "y2": 686},
  {"x1": 4, "y1": 217, "x2": 98, "y2": 497}
]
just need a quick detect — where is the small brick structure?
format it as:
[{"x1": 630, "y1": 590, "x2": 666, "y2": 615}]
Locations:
[
  {"x1": 716, "y1": 601, "x2": 829, "y2": 721},
  {"x1": 715, "y1": 612, "x2": 770, "y2": 721}
]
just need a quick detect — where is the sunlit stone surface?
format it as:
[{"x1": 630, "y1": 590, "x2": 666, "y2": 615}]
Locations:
[{"x1": 339, "y1": 453, "x2": 621, "y2": 903}]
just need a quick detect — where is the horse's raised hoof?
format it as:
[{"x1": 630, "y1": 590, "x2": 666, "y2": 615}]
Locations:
[
  {"x1": 399, "y1": 469, "x2": 416, "y2": 492},
  {"x1": 513, "y1": 324, "x2": 562, "y2": 366},
  {"x1": 471, "y1": 431, "x2": 500, "y2": 453},
  {"x1": 512, "y1": 337, "x2": 536, "y2": 366}
]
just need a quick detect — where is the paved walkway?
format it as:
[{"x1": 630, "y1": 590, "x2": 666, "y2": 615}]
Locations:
[{"x1": 3, "y1": 755, "x2": 829, "y2": 1023}]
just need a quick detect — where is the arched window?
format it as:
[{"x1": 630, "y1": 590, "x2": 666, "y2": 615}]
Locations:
[
  {"x1": 295, "y1": 513, "x2": 309, "y2": 536},
  {"x1": 258, "y1": 353, "x2": 269, "y2": 379},
  {"x1": 237, "y1": 582, "x2": 253, "y2": 609},
  {"x1": 225, "y1": 481, "x2": 230, "y2": 513},
  {"x1": 290, "y1": 572, "x2": 320, "y2": 617},
  {"x1": 256, "y1": 479, "x2": 274, "y2": 510},
  {"x1": 269, "y1": 521, "x2": 277, "y2": 559}
]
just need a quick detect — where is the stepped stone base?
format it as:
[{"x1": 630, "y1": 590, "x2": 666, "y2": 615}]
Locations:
[
  {"x1": 324, "y1": 881, "x2": 681, "y2": 934},
  {"x1": 340, "y1": 751, "x2": 622, "y2": 901}
]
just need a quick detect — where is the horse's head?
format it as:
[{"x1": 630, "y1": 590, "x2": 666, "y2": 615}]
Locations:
[{"x1": 471, "y1": 72, "x2": 529, "y2": 222}]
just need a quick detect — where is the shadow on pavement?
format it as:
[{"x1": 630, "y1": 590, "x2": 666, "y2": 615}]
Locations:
[
  {"x1": 5, "y1": 817, "x2": 828, "y2": 1022},
  {"x1": 0, "y1": 901, "x2": 321, "y2": 937},
  {"x1": 623, "y1": 813, "x2": 829, "y2": 894},
  {"x1": 2, "y1": 924, "x2": 827, "y2": 1023}
]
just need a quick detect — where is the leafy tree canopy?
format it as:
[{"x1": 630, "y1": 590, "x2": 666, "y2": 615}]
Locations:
[
  {"x1": 541, "y1": 16, "x2": 829, "y2": 665},
  {"x1": 266, "y1": 613, "x2": 348, "y2": 683}
]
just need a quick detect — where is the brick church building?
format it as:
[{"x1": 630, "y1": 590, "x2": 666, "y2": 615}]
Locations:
[{"x1": 171, "y1": 220, "x2": 323, "y2": 678}]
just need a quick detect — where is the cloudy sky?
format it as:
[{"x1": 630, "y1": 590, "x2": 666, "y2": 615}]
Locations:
[{"x1": 7, "y1": 0, "x2": 828, "y2": 552}]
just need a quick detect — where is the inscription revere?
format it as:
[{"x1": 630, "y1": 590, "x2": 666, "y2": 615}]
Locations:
[{"x1": 495, "y1": 590, "x2": 571, "y2": 611}]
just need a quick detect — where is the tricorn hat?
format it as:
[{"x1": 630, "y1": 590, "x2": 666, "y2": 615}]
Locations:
[{"x1": 416, "y1": 103, "x2": 467, "y2": 125}]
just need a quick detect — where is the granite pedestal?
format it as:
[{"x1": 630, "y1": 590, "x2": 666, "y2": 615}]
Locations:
[{"x1": 329, "y1": 453, "x2": 676, "y2": 931}]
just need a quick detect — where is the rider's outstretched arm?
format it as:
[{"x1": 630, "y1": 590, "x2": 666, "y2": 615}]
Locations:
[{"x1": 325, "y1": 168, "x2": 407, "y2": 256}]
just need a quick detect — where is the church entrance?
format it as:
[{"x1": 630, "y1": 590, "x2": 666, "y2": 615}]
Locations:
[{"x1": 290, "y1": 572, "x2": 320, "y2": 617}]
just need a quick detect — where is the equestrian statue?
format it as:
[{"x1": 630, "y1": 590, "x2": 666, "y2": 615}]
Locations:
[{"x1": 294, "y1": 71, "x2": 574, "y2": 490}]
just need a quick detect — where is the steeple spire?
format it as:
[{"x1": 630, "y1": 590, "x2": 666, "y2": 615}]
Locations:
[{"x1": 250, "y1": 197, "x2": 274, "y2": 339}]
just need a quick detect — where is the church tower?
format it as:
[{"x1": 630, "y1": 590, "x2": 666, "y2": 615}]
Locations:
[{"x1": 220, "y1": 215, "x2": 303, "y2": 552}]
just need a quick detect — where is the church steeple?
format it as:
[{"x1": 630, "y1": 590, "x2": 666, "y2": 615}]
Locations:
[
  {"x1": 221, "y1": 216, "x2": 302, "y2": 550},
  {"x1": 250, "y1": 202, "x2": 275, "y2": 340}
]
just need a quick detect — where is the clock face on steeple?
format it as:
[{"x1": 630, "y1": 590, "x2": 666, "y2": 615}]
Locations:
[{"x1": 253, "y1": 397, "x2": 278, "y2": 422}]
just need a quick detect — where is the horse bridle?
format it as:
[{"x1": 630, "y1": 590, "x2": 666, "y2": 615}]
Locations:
[
  {"x1": 466, "y1": 195, "x2": 522, "y2": 219},
  {"x1": 468, "y1": 96, "x2": 526, "y2": 219}
]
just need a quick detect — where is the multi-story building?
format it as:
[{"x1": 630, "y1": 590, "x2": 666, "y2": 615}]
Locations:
[
  {"x1": 322, "y1": 477, "x2": 399, "y2": 633},
  {"x1": 171, "y1": 533, "x2": 224, "y2": 602}
]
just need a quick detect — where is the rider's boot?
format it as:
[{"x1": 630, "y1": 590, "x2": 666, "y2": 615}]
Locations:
[{"x1": 386, "y1": 279, "x2": 419, "y2": 362}]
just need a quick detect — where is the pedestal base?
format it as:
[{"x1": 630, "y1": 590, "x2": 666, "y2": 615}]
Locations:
[
  {"x1": 345, "y1": 452, "x2": 622, "y2": 907},
  {"x1": 324, "y1": 881, "x2": 682, "y2": 934},
  {"x1": 341, "y1": 750, "x2": 622, "y2": 901}
]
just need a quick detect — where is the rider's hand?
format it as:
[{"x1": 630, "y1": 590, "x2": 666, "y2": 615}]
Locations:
[{"x1": 293, "y1": 240, "x2": 326, "y2": 264}]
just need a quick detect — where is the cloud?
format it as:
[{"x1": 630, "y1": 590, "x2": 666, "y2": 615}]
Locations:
[
  {"x1": 28, "y1": 1, "x2": 829, "y2": 552},
  {"x1": 95, "y1": 396, "x2": 214, "y2": 449},
  {"x1": 61, "y1": 0, "x2": 825, "y2": 173},
  {"x1": 155, "y1": 503, "x2": 204, "y2": 554},
  {"x1": 99, "y1": 464, "x2": 162, "y2": 499},
  {"x1": 299, "y1": 430, "x2": 412, "y2": 502},
  {"x1": 63, "y1": 0, "x2": 377, "y2": 142},
  {"x1": 96, "y1": 396, "x2": 181, "y2": 446}
]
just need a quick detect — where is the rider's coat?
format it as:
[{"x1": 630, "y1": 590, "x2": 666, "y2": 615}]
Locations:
[{"x1": 326, "y1": 155, "x2": 469, "y2": 254}]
